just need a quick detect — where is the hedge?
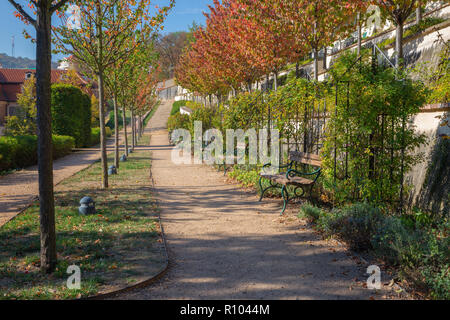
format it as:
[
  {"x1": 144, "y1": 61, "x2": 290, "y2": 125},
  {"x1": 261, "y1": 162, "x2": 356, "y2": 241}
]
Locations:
[
  {"x1": 106, "y1": 109, "x2": 130, "y2": 130},
  {"x1": 0, "y1": 135, "x2": 75, "y2": 172},
  {"x1": 90, "y1": 127, "x2": 112, "y2": 146},
  {"x1": 51, "y1": 84, "x2": 91, "y2": 148}
]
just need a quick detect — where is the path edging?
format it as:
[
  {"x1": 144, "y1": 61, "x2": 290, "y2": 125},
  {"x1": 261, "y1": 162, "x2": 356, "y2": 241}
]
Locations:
[{"x1": 86, "y1": 110, "x2": 171, "y2": 300}]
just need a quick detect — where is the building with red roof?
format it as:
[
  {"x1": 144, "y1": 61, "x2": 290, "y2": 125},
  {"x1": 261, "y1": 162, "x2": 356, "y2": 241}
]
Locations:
[{"x1": 0, "y1": 68, "x2": 96, "y2": 128}]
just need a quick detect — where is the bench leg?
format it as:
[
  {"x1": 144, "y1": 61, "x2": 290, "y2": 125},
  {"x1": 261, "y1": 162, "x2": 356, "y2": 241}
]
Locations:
[
  {"x1": 258, "y1": 177, "x2": 265, "y2": 202},
  {"x1": 281, "y1": 185, "x2": 289, "y2": 216},
  {"x1": 309, "y1": 184, "x2": 316, "y2": 205},
  {"x1": 259, "y1": 178, "x2": 279, "y2": 202}
]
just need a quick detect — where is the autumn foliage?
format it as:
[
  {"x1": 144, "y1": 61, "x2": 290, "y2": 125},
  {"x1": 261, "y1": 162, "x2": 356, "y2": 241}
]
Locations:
[{"x1": 176, "y1": 0, "x2": 369, "y2": 93}]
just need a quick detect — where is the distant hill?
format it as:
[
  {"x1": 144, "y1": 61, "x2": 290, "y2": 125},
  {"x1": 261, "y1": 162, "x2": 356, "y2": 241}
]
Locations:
[{"x1": 0, "y1": 53, "x2": 58, "y2": 69}]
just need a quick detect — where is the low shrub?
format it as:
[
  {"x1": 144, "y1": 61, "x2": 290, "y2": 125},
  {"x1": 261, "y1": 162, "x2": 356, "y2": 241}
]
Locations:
[
  {"x1": 320, "y1": 203, "x2": 385, "y2": 251},
  {"x1": 0, "y1": 135, "x2": 74, "y2": 172},
  {"x1": 171, "y1": 100, "x2": 187, "y2": 115},
  {"x1": 90, "y1": 127, "x2": 112, "y2": 146},
  {"x1": 168, "y1": 113, "x2": 190, "y2": 134},
  {"x1": 53, "y1": 135, "x2": 76, "y2": 159},
  {"x1": 372, "y1": 217, "x2": 449, "y2": 299},
  {"x1": 298, "y1": 204, "x2": 324, "y2": 223},
  {"x1": 228, "y1": 166, "x2": 260, "y2": 188},
  {"x1": 407, "y1": 17, "x2": 445, "y2": 36},
  {"x1": 299, "y1": 202, "x2": 449, "y2": 299},
  {"x1": 106, "y1": 109, "x2": 130, "y2": 130}
]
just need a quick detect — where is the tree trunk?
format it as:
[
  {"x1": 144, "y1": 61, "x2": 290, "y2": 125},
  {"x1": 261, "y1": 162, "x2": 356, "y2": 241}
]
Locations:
[
  {"x1": 36, "y1": 2, "x2": 57, "y2": 274},
  {"x1": 122, "y1": 106, "x2": 128, "y2": 156},
  {"x1": 395, "y1": 23, "x2": 404, "y2": 68},
  {"x1": 96, "y1": 3, "x2": 108, "y2": 188},
  {"x1": 322, "y1": 47, "x2": 327, "y2": 70},
  {"x1": 135, "y1": 114, "x2": 138, "y2": 144},
  {"x1": 313, "y1": 47, "x2": 319, "y2": 81},
  {"x1": 273, "y1": 72, "x2": 278, "y2": 91},
  {"x1": 98, "y1": 71, "x2": 108, "y2": 188},
  {"x1": 357, "y1": 12, "x2": 362, "y2": 56},
  {"x1": 131, "y1": 109, "x2": 135, "y2": 149},
  {"x1": 416, "y1": 3, "x2": 422, "y2": 25},
  {"x1": 113, "y1": 94, "x2": 119, "y2": 169}
]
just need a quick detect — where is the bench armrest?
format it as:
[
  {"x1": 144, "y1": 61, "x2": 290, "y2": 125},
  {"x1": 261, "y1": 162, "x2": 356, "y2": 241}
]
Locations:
[
  {"x1": 286, "y1": 168, "x2": 322, "y2": 181},
  {"x1": 262, "y1": 161, "x2": 293, "y2": 173}
]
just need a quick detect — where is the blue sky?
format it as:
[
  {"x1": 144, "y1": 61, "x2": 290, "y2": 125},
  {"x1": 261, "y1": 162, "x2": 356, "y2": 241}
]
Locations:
[{"x1": 0, "y1": 0, "x2": 212, "y2": 62}]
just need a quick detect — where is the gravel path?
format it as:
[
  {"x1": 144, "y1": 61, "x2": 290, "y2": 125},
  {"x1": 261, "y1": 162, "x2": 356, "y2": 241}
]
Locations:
[
  {"x1": 115, "y1": 100, "x2": 379, "y2": 300},
  {"x1": 0, "y1": 130, "x2": 129, "y2": 227}
]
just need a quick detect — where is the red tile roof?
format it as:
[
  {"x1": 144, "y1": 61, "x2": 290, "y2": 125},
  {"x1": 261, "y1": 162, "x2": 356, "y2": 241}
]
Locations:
[{"x1": 0, "y1": 68, "x2": 65, "y2": 84}]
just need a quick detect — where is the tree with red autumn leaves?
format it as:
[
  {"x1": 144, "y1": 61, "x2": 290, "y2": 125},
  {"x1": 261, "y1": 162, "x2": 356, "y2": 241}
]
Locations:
[
  {"x1": 238, "y1": 0, "x2": 368, "y2": 80},
  {"x1": 176, "y1": 0, "x2": 368, "y2": 95},
  {"x1": 176, "y1": 0, "x2": 300, "y2": 97}
]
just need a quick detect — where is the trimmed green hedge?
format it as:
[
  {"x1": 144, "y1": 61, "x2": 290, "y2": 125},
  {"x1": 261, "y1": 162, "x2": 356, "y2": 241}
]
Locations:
[
  {"x1": 106, "y1": 109, "x2": 130, "y2": 130},
  {"x1": 51, "y1": 84, "x2": 91, "y2": 148},
  {"x1": 90, "y1": 127, "x2": 112, "y2": 146},
  {"x1": 0, "y1": 135, "x2": 75, "y2": 172}
]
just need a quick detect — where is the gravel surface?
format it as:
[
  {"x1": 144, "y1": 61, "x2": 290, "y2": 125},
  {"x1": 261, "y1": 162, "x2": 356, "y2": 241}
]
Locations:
[{"x1": 114, "y1": 100, "x2": 384, "y2": 300}]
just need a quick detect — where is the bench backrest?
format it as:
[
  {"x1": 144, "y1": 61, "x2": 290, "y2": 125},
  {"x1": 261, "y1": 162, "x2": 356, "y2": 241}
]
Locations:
[{"x1": 289, "y1": 151, "x2": 322, "y2": 167}]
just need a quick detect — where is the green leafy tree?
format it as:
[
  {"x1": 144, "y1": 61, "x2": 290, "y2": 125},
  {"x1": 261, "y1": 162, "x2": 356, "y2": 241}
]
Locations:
[
  {"x1": 6, "y1": 75, "x2": 37, "y2": 135},
  {"x1": 8, "y1": 0, "x2": 71, "y2": 274},
  {"x1": 53, "y1": 0, "x2": 173, "y2": 188}
]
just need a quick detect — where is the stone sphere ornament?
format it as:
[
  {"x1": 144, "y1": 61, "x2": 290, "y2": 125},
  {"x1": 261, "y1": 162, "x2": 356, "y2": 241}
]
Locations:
[
  {"x1": 108, "y1": 165, "x2": 117, "y2": 175},
  {"x1": 79, "y1": 197, "x2": 96, "y2": 215}
]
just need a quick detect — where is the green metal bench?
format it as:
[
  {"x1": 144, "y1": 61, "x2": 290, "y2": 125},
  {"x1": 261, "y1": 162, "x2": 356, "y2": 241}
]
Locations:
[{"x1": 259, "y1": 151, "x2": 322, "y2": 215}]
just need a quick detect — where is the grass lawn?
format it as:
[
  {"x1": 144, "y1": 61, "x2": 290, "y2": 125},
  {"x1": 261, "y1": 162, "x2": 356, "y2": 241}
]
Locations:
[{"x1": 0, "y1": 132, "x2": 166, "y2": 300}]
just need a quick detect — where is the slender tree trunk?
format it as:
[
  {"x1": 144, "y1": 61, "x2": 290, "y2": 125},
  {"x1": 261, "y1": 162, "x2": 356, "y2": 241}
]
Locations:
[
  {"x1": 122, "y1": 106, "x2": 128, "y2": 156},
  {"x1": 313, "y1": 21, "x2": 319, "y2": 81},
  {"x1": 96, "y1": 3, "x2": 108, "y2": 189},
  {"x1": 296, "y1": 62, "x2": 300, "y2": 79},
  {"x1": 273, "y1": 71, "x2": 278, "y2": 91},
  {"x1": 135, "y1": 115, "x2": 139, "y2": 144},
  {"x1": 322, "y1": 47, "x2": 327, "y2": 70},
  {"x1": 36, "y1": 2, "x2": 56, "y2": 274},
  {"x1": 416, "y1": 2, "x2": 422, "y2": 25},
  {"x1": 313, "y1": 47, "x2": 319, "y2": 81},
  {"x1": 138, "y1": 115, "x2": 142, "y2": 139},
  {"x1": 113, "y1": 93, "x2": 119, "y2": 169},
  {"x1": 131, "y1": 109, "x2": 136, "y2": 149},
  {"x1": 98, "y1": 71, "x2": 108, "y2": 188},
  {"x1": 357, "y1": 12, "x2": 362, "y2": 56},
  {"x1": 395, "y1": 23, "x2": 404, "y2": 68}
]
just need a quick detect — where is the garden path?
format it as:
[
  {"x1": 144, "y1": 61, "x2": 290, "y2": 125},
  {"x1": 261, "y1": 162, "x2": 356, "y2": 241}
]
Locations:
[{"x1": 114, "y1": 100, "x2": 384, "y2": 300}]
